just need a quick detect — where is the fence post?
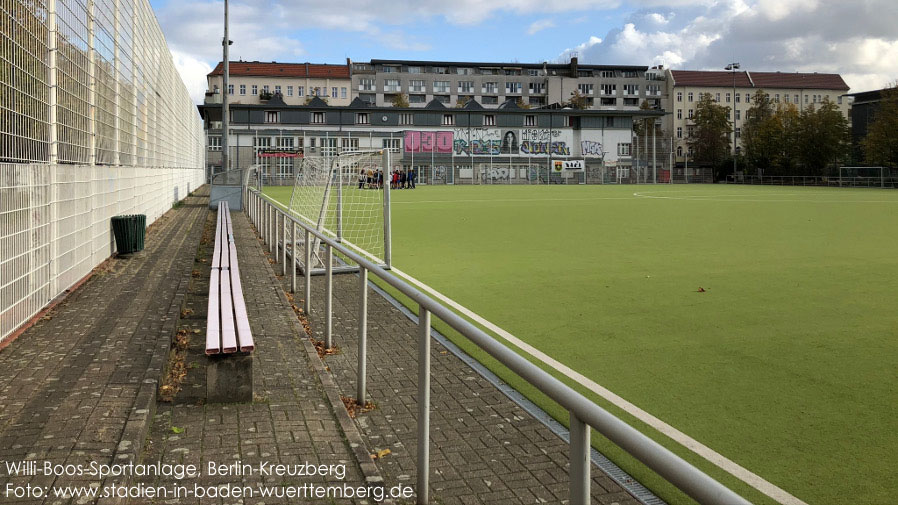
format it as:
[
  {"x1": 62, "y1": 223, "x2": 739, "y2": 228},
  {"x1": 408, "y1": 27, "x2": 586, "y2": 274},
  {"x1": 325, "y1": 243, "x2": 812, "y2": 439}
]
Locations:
[
  {"x1": 569, "y1": 412, "x2": 590, "y2": 505},
  {"x1": 357, "y1": 266, "x2": 368, "y2": 404},
  {"x1": 291, "y1": 220, "x2": 296, "y2": 293},
  {"x1": 281, "y1": 213, "x2": 287, "y2": 276},
  {"x1": 304, "y1": 229, "x2": 312, "y2": 314},
  {"x1": 269, "y1": 204, "x2": 274, "y2": 254},
  {"x1": 382, "y1": 149, "x2": 392, "y2": 268},
  {"x1": 273, "y1": 212, "x2": 279, "y2": 264},
  {"x1": 325, "y1": 244, "x2": 333, "y2": 349},
  {"x1": 417, "y1": 307, "x2": 431, "y2": 505}
]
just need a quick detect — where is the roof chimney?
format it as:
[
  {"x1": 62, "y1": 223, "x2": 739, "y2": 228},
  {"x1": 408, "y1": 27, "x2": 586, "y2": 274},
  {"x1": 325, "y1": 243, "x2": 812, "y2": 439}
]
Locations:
[{"x1": 569, "y1": 55, "x2": 578, "y2": 77}]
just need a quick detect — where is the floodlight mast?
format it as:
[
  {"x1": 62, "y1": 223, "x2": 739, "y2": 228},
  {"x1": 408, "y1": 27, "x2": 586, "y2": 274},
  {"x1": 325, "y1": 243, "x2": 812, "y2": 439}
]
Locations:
[
  {"x1": 221, "y1": 0, "x2": 233, "y2": 176},
  {"x1": 725, "y1": 62, "x2": 740, "y2": 181}
]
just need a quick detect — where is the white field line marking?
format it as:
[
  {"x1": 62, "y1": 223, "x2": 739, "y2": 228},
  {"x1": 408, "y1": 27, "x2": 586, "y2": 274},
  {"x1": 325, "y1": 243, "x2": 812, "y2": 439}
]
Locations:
[
  {"x1": 633, "y1": 192, "x2": 898, "y2": 203},
  {"x1": 390, "y1": 265, "x2": 809, "y2": 505}
]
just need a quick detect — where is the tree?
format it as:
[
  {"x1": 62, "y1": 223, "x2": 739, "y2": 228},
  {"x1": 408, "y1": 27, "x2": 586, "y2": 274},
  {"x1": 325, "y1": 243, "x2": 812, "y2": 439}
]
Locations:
[
  {"x1": 687, "y1": 93, "x2": 731, "y2": 167},
  {"x1": 863, "y1": 84, "x2": 898, "y2": 168},
  {"x1": 515, "y1": 97, "x2": 531, "y2": 109},
  {"x1": 454, "y1": 96, "x2": 469, "y2": 108},
  {"x1": 741, "y1": 90, "x2": 780, "y2": 174},
  {"x1": 773, "y1": 103, "x2": 802, "y2": 175},
  {"x1": 391, "y1": 93, "x2": 409, "y2": 108},
  {"x1": 797, "y1": 98, "x2": 850, "y2": 174},
  {"x1": 566, "y1": 90, "x2": 588, "y2": 109}
]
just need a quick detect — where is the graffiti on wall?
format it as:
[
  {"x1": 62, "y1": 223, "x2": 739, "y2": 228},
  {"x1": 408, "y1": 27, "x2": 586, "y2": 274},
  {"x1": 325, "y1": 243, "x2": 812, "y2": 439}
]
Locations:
[
  {"x1": 520, "y1": 141, "x2": 570, "y2": 156},
  {"x1": 404, "y1": 131, "x2": 453, "y2": 153},
  {"x1": 454, "y1": 139, "x2": 501, "y2": 155},
  {"x1": 580, "y1": 140, "x2": 604, "y2": 158}
]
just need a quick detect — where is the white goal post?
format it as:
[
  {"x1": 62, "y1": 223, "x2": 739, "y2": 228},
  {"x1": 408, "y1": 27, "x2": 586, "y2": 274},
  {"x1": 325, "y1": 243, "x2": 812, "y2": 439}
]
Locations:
[{"x1": 286, "y1": 150, "x2": 394, "y2": 275}]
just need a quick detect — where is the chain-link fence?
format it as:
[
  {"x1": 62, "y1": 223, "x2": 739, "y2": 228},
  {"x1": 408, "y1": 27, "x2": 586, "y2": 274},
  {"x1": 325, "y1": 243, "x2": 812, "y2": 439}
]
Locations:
[{"x1": 1, "y1": 0, "x2": 205, "y2": 343}]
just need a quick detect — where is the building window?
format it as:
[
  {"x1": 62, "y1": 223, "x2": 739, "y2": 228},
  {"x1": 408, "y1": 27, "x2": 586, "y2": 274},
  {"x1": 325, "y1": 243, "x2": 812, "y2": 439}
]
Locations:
[
  {"x1": 410, "y1": 80, "x2": 426, "y2": 93},
  {"x1": 341, "y1": 138, "x2": 359, "y2": 152},
  {"x1": 384, "y1": 79, "x2": 400, "y2": 92},
  {"x1": 252, "y1": 85, "x2": 258, "y2": 95},
  {"x1": 408, "y1": 66, "x2": 422, "y2": 74},
  {"x1": 676, "y1": 127, "x2": 682, "y2": 139},
  {"x1": 624, "y1": 84, "x2": 639, "y2": 95},
  {"x1": 400, "y1": 113, "x2": 413, "y2": 125},
  {"x1": 735, "y1": 109, "x2": 741, "y2": 120},
  {"x1": 784, "y1": 95, "x2": 790, "y2": 103},
  {"x1": 442, "y1": 114, "x2": 454, "y2": 125},
  {"x1": 775, "y1": 93, "x2": 780, "y2": 103},
  {"x1": 265, "y1": 111, "x2": 279, "y2": 123},
  {"x1": 208, "y1": 135, "x2": 221, "y2": 151},
  {"x1": 434, "y1": 81, "x2": 450, "y2": 93},
  {"x1": 677, "y1": 91, "x2": 683, "y2": 102},
  {"x1": 677, "y1": 109, "x2": 682, "y2": 119},
  {"x1": 253, "y1": 136, "x2": 271, "y2": 164},
  {"x1": 298, "y1": 86, "x2": 304, "y2": 97},
  {"x1": 601, "y1": 84, "x2": 616, "y2": 95},
  {"x1": 356, "y1": 113, "x2": 369, "y2": 124},
  {"x1": 382, "y1": 138, "x2": 401, "y2": 152},
  {"x1": 228, "y1": 84, "x2": 234, "y2": 95},
  {"x1": 601, "y1": 70, "x2": 615, "y2": 78},
  {"x1": 275, "y1": 85, "x2": 281, "y2": 95},
  {"x1": 715, "y1": 92, "x2": 720, "y2": 102},
  {"x1": 726, "y1": 92, "x2": 731, "y2": 103},
  {"x1": 320, "y1": 137, "x2": 337, "y2": 157},
  {"x1": 239, "y1": 84, "x2": 246, "y2": 95},
  {"x1": 458, "y1": 81, "x2": 474, "y2": 93},
  {"x1": 359, "y1": 79, "x2": 374, "y2": 91},
  {"x1": 456, "y1": 67, "x2": 472, "y2": 75},
  {"x1": 688, "y1": 109, "x2": 694, "y2": 119},
  {"x1": 505, "y1": 82, "x2": 522, "y2": 94},
  {"x1": 735, "y1": 127, "x2": 741, "y2": 139},
  {"x1": 688, "y1": 92, "x2": 693, "y2": 102},
  {"x1": 483, "y1": 114, "x2": 495, "y2": 126},
  {"x1": 287, "y1": 86, "x2": 293, "y2": 96},
  {"x1": 409, "y1": 94, "x2": 426, "y2": 104},
  {"x1": 311, "y1": 112, "x2": 325, "y2": 124},
  {"x1": 578, "y1": 83, "x2": 594, "y2": 95},
  {"x1": 524, "y1": 115, "x2": 536, "y2": 127},
  {"x1": 647, "y1": 84, "x2": 661, "y2": 96},
  {"x1": 735, "y1": 93, "x2": 740, "y2": 103},
  {"x1": 529, "y1": 82, "x2": 545, "y2": 94},
  {"x1": 617, "y1": 143, "x2": 631, "y2": 156},
  {"x1": 483, "y1": 81, "x2": 498, "y2": 94},
  {"x1": 622, "y1": 70, "x2": 638, "y2": 78},
  {"x1": 838, "y1": 95, "x2": 843, "y2": 105},
  {"x1": 746, "y1": 93, "x2": 751, "y2": 103},
  {"x1": 804, "y1": 95, "x2": 809, "y2": 104},
  {"x1": 332, "y1": 87, "x2": 338, "y2": 98},
  {"x1": 263, "y1": 85, "x2": 269, "y2": 93},
  {"x1": 381, "y1": 65, "x2": 397, "y2": 73},
  {"x1": 677, "y1": 146, "x2": 683, "y2": 156}
]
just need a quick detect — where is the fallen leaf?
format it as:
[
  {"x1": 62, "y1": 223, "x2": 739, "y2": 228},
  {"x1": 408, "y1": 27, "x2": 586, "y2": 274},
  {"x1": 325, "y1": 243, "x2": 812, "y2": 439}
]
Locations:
[
  {"x1": 171, "y1": 426, "x2": 184, "y2": 434},
  {"x1": 697, "y1": 287, "x2": 706, "y2": 293}
]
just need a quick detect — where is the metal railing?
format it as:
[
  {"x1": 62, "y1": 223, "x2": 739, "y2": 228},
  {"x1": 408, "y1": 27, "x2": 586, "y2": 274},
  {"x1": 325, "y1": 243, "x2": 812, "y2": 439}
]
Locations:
[{"x1": 245, "y1": 187, "x2": 754, "y2": 505}]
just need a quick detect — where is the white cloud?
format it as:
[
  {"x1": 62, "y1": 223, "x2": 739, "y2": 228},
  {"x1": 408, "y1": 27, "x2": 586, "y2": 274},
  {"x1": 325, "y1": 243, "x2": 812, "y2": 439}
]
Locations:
[
  {"x1": 560, "y1": 0, "x2": 898, "y2": 93},
  {"x1": 528, "y1": 19, "x2": 556, "y2": 35},
  {"x1": 170, "y1": 49, "x2": 214, "y2": 104}
]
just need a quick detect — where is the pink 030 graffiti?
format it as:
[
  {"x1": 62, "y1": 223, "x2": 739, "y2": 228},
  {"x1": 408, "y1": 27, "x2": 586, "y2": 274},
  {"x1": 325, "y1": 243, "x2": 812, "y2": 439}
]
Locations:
[{"x1": 404, "y1": 131, "x2": 453, "y2": 153}]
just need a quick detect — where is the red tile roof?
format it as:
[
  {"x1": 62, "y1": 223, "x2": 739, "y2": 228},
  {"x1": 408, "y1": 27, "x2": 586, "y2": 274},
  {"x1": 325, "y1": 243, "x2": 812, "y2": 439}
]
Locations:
[
  {"x1": 749, "y1": 71, "x2": 849, "y2": 91},
  {"x1": 671, "y1": 70, "x2": 754, "y2": 88},
  {"x1": 671, "y1": 70, "x2": 848, "y2": 91},
  {"x1": 208, "y1": 61, "x2": 350, "y2": 79}
]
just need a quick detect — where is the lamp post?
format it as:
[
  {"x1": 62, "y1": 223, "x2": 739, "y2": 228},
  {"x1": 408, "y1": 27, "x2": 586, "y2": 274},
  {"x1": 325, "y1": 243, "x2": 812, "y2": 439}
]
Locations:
[
  {"x1": 221, "y1": 0, "x2": 233, "y2": 175},
  {"x1": 725, "y1": 62, "x2": 740, "y2": 181}
]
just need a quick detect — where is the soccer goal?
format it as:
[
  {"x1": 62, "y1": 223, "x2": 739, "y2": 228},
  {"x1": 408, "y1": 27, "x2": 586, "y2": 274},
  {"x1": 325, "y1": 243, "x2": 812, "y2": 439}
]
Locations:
[{"x1": 286, "y1": 150, "x2": 393, "y2": 275}]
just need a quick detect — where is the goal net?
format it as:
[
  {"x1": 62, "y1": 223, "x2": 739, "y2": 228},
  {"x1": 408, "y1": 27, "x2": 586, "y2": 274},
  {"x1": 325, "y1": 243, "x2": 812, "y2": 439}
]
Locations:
[{"x1": 287, "y1": 151, "x2": 390, "y2": 273}]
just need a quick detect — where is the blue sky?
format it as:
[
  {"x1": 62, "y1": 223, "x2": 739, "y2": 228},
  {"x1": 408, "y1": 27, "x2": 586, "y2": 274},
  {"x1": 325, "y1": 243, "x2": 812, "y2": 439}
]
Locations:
[{"x1": 149, "y1": 0, "x2": 898, "y2": 103}]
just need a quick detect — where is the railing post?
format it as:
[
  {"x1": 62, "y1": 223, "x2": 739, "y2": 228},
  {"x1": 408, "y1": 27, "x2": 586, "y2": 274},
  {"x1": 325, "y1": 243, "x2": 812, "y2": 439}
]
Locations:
[
  {"x1": 273, "y1": 211, "x2": 279, "y2": 264},
  {"x1": 281, "y1": 213, "x2": 287, "y2": 275},
  {"x1": 304, "y1": 229, "x2": 312, "y2": 314},
  {"x1": 269, "y1": 204, "x2": 274, "y2": 254},
  {"x1": 569, "y1": 412, "x2": 590, "y2": 505},
  {"x1": 357, "y1": 266, "x2": 367, "y2": 404},
  {"x1": 417, "y1": 307, "x2": 431, "y2": 505},
  {"x1": 325, "y1": 244, "x2": 333, "y2": 349},
  {"x1": 291, "y1": 220, "x2": 296, "y2": 293}
]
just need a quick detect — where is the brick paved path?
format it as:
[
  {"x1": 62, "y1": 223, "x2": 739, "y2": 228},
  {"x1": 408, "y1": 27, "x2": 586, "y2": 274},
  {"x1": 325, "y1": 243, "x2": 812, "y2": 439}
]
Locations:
[
  {"x1": 0, "y1": 189, "x2": 208, "y2": 502},
  {"x1": 273, "y1": 237, "x2": 646, "y2": 503}
]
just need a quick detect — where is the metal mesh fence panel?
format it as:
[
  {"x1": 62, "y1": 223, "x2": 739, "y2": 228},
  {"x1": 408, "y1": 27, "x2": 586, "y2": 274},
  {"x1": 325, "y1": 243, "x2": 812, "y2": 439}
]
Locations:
[{"x1": 0, "y1": 0, "x2": 205, "y2": 343}]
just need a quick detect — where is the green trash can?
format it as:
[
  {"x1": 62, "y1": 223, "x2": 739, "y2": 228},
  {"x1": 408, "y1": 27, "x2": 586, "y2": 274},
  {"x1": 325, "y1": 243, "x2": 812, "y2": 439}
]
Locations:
[{"x1": 111, "y1": 214, "x2": 146, "y2": 254}]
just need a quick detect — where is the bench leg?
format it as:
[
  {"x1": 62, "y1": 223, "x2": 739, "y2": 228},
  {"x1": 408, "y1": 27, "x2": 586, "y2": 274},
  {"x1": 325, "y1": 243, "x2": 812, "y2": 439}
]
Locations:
[{"x1": 207, "y1": 354, "x2": 253, "y2": 403}]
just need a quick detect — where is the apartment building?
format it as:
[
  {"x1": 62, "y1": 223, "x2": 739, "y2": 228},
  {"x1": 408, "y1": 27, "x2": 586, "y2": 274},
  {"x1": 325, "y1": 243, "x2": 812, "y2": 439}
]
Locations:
[
  {"x1": 667, "y1": 69, "x2": 851, "y2": 165},
  {"x1": 350, "y1": 58, "x2": 666, "y2": 111},
  {"x1": 205, "y1": 60, "x2": 353, "y2": 106},
  {"x1": 199, "y1": 96, "x2": 665, "y2": 184}
]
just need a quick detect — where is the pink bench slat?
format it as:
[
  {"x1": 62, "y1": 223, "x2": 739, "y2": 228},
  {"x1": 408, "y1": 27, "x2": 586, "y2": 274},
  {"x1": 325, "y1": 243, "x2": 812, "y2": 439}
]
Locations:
[
  {"x1": 230, "y1": 266, "x2": 254, "y2": 352},
  {"x1": 219, "y1": 271, "x2": 238, "y2": 353},
  {"x1": 205, "y1": 270, "x2": 221, "y2": 355}
]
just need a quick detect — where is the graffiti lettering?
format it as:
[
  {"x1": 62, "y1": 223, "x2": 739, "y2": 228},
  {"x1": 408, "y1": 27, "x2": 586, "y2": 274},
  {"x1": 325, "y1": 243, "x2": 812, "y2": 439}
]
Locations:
[
  {"x1": 454, "y1": 139, "x2": 501, "y2": 156},
  {"x1": 520, "y1": 129, "x2": 561, "y2": 142},
  {"x1": 404, "y1": 131, "x2": 453, "y2": 153},
  {"x1": 520, "y1": 141, "x2": 570, "y2": 156},
  {"x1": 580, "y1": 141, "x2": 604, "y2": 157}
]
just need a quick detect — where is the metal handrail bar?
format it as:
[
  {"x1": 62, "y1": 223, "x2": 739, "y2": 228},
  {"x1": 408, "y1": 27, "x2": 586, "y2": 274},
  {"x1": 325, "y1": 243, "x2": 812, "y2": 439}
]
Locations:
[{"x1": 246, "y1": 187, "x2": 753, "y2": 505}]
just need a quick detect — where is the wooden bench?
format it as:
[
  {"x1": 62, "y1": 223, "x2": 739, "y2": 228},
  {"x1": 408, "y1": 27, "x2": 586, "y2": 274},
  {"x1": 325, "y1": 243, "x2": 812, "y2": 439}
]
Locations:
[{"x1": 205, "y1": 201, "x2": 253, "y2": 401}]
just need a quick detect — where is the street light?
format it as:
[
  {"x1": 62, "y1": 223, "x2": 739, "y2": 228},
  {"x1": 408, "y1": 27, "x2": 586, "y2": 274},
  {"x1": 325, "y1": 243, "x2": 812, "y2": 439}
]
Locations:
[{"x1": 725, "y1": 62, "x2": 740, "y2": 181}]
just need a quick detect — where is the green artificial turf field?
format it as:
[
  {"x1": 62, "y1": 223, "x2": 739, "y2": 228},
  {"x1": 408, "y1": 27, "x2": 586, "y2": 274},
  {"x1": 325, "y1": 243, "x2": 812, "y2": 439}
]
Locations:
[{"x1": 264, "y1": 184, "x2": 898, "y2": 505}]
